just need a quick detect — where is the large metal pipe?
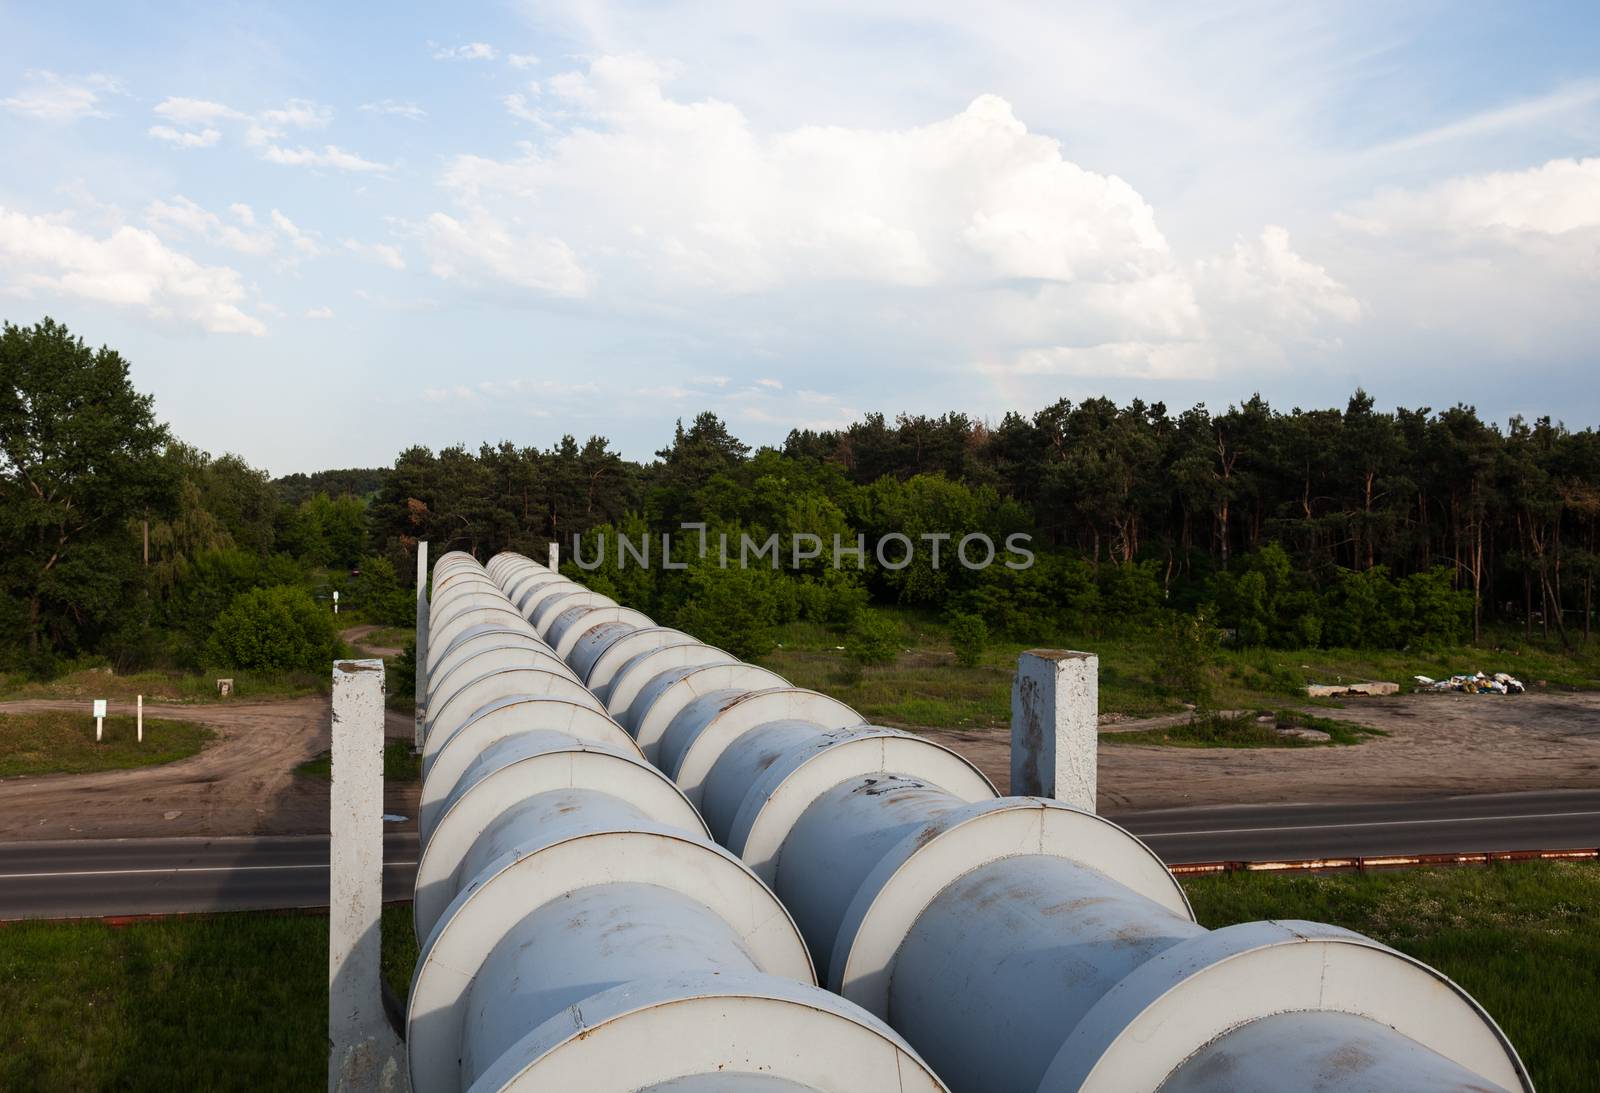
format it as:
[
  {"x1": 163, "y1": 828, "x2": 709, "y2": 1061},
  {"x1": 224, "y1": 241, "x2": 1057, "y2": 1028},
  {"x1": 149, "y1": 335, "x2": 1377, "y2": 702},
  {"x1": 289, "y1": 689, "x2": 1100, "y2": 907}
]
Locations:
[
  {"x1": 486, "y1": 552, "x2": 1534, "y2": 1093},
  {"x1": 409, "y1": 554, "x2": 949, "y2": 1093}
]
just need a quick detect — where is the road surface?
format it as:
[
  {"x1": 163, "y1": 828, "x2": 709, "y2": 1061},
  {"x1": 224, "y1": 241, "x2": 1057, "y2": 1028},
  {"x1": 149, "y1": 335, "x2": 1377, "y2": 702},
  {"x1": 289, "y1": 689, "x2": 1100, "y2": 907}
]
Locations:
[{"x1": 1, "y1": 790, "x2": 1596, "y2": 920}]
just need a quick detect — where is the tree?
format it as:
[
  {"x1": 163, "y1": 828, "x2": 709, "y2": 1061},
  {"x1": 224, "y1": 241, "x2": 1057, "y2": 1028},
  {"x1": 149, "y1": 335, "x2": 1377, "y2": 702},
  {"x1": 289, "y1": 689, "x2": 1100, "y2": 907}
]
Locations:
[
  {"x1": 207, "y1": 585, "x2": 337, "y2": 671},
  {"x1": 949, "y1": 613, "x2": 989, "y2": 667},
  {"x1": 0, "y1": 318, "x2": 175, "y2": 656}
]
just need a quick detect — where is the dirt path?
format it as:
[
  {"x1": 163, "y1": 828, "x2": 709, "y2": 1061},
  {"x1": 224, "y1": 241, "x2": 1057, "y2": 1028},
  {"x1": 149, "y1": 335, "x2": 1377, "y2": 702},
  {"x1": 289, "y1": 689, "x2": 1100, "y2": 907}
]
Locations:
[
  {"x1": 341, "y1": 624, "x2": 404, "y2": 658},
  {"x1": 0, "y1": 697, "x2": 419, "y2": 841},
  {"x1": 923, "y1": 691, "x2": 1600, "y2": 811}
]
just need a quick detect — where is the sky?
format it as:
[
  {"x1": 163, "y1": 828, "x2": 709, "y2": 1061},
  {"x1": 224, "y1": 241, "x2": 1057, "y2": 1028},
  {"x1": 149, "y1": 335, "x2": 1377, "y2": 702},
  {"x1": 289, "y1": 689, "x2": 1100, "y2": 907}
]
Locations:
[{"x1": 2, "y1": 1, "x2": 1599, "y2": 475}]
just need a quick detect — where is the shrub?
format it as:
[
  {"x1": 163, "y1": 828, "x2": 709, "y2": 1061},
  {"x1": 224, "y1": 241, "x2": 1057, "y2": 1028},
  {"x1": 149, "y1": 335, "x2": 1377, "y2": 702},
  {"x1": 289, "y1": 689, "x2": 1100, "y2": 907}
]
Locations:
[
  {"x1": 845, "y1": 610, "x2": 902, "y2": 666},
  {"x1": 206, "y1": 585, "x2": 337, "y2": 671},
  {"x1": 949, "y1": 613, "x2": 989, "y2": 667},
  {"x1": 669, "y1": 564, "x2": 781, "y2": 660}
]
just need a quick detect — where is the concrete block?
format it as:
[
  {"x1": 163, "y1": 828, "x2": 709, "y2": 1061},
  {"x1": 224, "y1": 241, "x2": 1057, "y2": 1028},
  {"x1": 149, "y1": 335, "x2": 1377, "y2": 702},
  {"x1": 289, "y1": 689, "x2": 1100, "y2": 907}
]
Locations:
[
  {"x1": 330, "y1": 659, "x2": 408, "y2": 1092},
  {"x1": 548, "y1": 540, "x2": 559, "y2": 571},
  {"x1": 1011, "y1": 650, "x2": 1098, "y2": 810},
  {"x1": 413, "y1": 541, "x2": 428, "y2": 752}
]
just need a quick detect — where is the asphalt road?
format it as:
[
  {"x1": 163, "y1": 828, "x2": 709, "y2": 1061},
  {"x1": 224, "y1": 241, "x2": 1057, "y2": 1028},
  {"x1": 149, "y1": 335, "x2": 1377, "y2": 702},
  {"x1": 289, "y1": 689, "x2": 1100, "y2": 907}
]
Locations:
[{"x1": 2, "y1": 790, "x2": 1597, "y2": 920}]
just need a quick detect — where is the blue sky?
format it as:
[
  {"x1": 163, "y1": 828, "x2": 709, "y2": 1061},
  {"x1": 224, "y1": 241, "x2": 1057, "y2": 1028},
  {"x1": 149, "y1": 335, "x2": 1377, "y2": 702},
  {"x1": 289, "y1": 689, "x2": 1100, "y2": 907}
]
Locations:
[{"x1": 3, "y1": 1, "x2": 1598, "y2": 474}]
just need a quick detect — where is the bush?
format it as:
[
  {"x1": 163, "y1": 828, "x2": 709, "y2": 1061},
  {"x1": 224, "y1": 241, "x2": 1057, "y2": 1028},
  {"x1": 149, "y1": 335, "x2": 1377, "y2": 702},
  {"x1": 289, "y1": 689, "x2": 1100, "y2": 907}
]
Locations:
[
  {"x1": 206, "y1": 585, "x2": 338, "y2": 671},
  {"x1": 845, "y1": 610, "x2": 902, "y2": 666},
  {"x1": 949, "y1": 613, "x2": 988, "y2": 667},
  {"x1": 1153, "y1": 609, "x2": 1220, "y2": 709},
  {"x1": 669, "y1": 565, "x2": 781, "y2": 660},
  {"x1": 355, "y1": 555, "x2": 414, "y2": 627}
]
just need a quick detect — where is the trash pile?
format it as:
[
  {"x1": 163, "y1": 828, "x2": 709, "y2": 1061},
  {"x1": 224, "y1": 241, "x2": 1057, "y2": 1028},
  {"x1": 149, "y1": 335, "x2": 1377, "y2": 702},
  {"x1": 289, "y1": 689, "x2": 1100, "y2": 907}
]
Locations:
[{"x1": 1412, "y1": 672, "x2": 1525, "y2": 694}]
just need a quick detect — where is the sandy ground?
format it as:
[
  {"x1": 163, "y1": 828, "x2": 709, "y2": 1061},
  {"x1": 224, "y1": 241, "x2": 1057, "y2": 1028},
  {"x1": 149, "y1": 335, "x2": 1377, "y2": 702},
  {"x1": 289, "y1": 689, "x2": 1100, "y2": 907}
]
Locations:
[
  {"x1": 341, "y1": 624, "x2": 405, "y2": 658},
  {"x1": 924, "y1": 691, "x2": 1600, "y2": 812},
  {"x1": 0, "y1": 697, "x2": 420, "y2": 841},
  {"x1": 2, "y1": 690, "x2": 1597, "y2": 840}
]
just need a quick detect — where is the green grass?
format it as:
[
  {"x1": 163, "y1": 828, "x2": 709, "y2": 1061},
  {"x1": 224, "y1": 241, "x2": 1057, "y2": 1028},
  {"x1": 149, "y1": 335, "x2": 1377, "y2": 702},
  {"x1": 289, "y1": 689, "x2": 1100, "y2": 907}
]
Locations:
[
  {"x1": 756, "y1": 610, "x2": 1600, "y2": 732},
  {"x1": 0, "y1": 711, "x2": 214, "y2": 777},
  {"x1": 1104, "y1": 708, "x2": 1387, "y2": 748},
  {"x1": 356, "y1": 626, "x2": 412, "y2": 650},
  {"x1": 295, "y1": 741, "x2": 421, "y2": 783},
  {"x1": 0, "y1": 667, "x2": 325, "y2": 705},
  {"x1": 1183, "y1": 861, "x2": 1600, "y2": 1093}
]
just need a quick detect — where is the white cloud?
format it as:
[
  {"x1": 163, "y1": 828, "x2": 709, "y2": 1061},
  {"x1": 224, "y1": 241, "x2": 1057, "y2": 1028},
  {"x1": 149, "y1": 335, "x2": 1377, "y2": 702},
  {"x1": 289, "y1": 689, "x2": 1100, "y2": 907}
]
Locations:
[
  {"x1": 153, "y1": 97, "x2": 245, "y2": 127},
  {"x1": 432, "y1": 41, "x2": 497, "y2": 61},
  {"x1": 422, "y1": 212, "x2": 589, "y2": 297},
  {"x1": 146, "y1": 95, "x2": 387, "y2": 172},
  {"x1": 343, "y1": 238, "x2": 406, "y2": 269},
  {"x1": 260, "y1": 143, "x2": 389, "y2": 172},
  {"x1": 508, "y1": 53, "x2": 540, "y2": 69},
  {"x1": 503, "y1": 87, "x2": 546, "y2": 125},
  {"x1": 145, "y1": 196, "x2": 276, "y2": 255},
  {"x1": 422, "y1": 55, "x2": 1355, "y2": 377},
  {"x1": 270, "y1": 209, "x2": 322, "y2": 256},
  {"x1": 361, "y1": 99, "x2": 427, "y2": 120},
  {"x1": 1347, "y1": 157, "x2": 1600, "y2": 238},
  {"x1": 3, "y1": 71, "x2": 121, "y2": 122},
  {"x1": 148, "y1": 125, "x2": 222, "y2": 148},
  {"x1": 0, "y1": 205, "x2": 265, "y2": 335},
  {"x1": 306, "y1": 305, "x2": 334, "y2": 319}
]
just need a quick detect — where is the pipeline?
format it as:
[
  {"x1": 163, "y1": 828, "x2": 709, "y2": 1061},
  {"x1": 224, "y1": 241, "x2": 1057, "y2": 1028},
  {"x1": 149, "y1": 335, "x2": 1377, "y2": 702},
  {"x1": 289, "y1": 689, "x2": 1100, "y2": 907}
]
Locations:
[
  {"x1": 409, "y1": 551, "x2": 948, "y2": 1093},
  {"x1": 484, "y1": 550, "x2": 1535, "y2": 1093}
]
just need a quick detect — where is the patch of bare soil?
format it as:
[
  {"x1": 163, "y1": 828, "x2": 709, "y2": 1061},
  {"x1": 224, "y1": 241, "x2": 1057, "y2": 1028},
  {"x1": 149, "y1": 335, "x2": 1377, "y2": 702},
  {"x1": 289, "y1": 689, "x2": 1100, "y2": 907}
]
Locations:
[
  {"x1": 341, "y1": 624, "x2": 404, "y2": 658},
  {"x1": 0, "y1": 697, "x2": 419, "y2": 840},
  {"x1": 921, "y1": 691, "x2": 1600, "y2": 812}
]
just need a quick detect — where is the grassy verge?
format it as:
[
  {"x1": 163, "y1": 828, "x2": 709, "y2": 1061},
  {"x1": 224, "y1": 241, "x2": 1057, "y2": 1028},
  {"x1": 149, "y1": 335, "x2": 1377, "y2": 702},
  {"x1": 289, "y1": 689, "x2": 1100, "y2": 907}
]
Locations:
[
  {"x1": 0, "y1": 667, "x2": 325, "y2": 705},
  {"x1": 294, "y1": 741, "x2": 421, "y2": 783},
  {"x1": 756, "y1": 610, "x2": 1600, "y2": 731},
  {"x1": 1104, "y1": 708, "x2": 1387, "y2": 748},
  {"x1": 0, "y1": 711, "x2": 213, "y2": 778},
  {"x1": 1182, "y1": 861, "x2": 1600, "y2": 1092}
]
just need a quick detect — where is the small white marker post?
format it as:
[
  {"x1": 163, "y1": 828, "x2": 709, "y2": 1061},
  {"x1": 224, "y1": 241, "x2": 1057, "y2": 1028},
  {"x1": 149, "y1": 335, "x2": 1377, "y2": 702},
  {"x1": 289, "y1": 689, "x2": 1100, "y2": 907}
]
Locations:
[
  {"x1": 93, "y1": 699, "x2": 107, "y2": 742},
  {"x1": 547, "y1": 540, "x2": 559, "y2": 571},
  {"x1": 1010, "y1": 650, "x2": 1098, "y2": 811},
  {"x1": 333, "y1": 589, "x2": 340, "y2": 616},
  {"x1": 137, "y1": 695, "x2": 143, "y2": 743}
]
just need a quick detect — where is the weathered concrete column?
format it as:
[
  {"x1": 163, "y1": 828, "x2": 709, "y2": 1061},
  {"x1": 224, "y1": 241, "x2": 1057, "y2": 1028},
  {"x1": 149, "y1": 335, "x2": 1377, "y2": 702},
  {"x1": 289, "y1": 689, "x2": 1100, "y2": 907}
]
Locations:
[
  {"x1": 1010, "y1": 650, "x2": 1098, "y2": 810},
  {"x1": 330, "y1": 659, "x2": 407, "y2": 1092},
  {"x1": 413, "y1": 541, "x2": 428, "y2": 752},
  {"x1": 547, "y1": 540, "x2": 559, "y2": 571}
]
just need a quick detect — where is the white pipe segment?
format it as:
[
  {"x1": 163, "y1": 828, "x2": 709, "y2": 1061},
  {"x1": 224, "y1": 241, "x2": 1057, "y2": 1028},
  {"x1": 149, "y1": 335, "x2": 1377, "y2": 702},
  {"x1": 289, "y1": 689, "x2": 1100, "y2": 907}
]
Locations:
[
  {"x1": 404, "y1": 553, "x2": 949, "y2": 1093},
  {"x1": 481, "y1": 559, "x2": 1533, "y2": 1093},
  {"x1": 546, "y1": 605, "x2": 655, "y2": 661}
]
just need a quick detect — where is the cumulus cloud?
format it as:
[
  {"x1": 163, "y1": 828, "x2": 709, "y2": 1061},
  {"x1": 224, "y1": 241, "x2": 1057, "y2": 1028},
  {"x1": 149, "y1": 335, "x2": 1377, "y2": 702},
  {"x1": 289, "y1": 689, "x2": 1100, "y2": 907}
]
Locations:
[
  {"x1": 145, "y1": 196, "x2": 276, "y2": 255},
  {"x1": 1323, "y1": 157, "x2": 1600, "y2": 361},
  {"x1": 306, "y1": 305, "x2": 334, "y2": 319},
  {"x1": 270, "y1": 209, "x2": 322, "y2": 256},
  {"x1": 0, "y1": 205, "x2": 265, "y2": 335},
  {"x1": 422, "y1": 55, "x2": 1357, "y2": 379},
  {"x1": 260, "y1": 143, "x2": 389, "y2": 172},
  {"x1": 2, "y1": 71, "x2": 122, "y2": 121},
  {"x1": 1346, "y1": 157, "x2": 1600, "y2": 238},
  {"x1": 507, "y1": 53, "x2": 539, "y2": 69}
]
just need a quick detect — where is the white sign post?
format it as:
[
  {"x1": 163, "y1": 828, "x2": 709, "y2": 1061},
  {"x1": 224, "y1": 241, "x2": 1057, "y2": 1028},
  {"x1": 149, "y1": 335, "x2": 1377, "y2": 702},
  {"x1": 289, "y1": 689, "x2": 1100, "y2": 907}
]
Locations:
[
  {"x1": 93, "y1": 699, "x2": 107, "y2": 742},
  {"x1": 333, "y1": 589, "x2": 340, "y2": 616},
  {"x1": 137, "y1": 695, "x2": 143, "y2": 743}
]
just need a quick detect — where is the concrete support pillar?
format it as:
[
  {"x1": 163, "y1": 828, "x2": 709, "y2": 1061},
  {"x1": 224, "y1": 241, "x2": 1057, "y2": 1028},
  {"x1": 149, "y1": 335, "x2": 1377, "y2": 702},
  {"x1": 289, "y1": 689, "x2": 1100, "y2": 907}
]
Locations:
[
  {"x1": 1010, "y1": 650, "x2": 1097, "y2": 810},
  {"x1": 413, "y1": 541, "x2": 428, "y2": 752},
  {"x1": 329, "y1": 659, "x2": 407, "y2": 1091},
  {"x1": 547, "y1": 540, "x2": 559, "y2": 571}
]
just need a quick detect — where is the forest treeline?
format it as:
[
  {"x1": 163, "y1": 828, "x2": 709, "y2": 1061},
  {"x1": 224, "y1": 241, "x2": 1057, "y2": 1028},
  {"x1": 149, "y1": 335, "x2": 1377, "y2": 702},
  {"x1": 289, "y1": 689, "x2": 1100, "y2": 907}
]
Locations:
[{"x1": 4, "y1": 317, "x2": 1599, "y2": 674}]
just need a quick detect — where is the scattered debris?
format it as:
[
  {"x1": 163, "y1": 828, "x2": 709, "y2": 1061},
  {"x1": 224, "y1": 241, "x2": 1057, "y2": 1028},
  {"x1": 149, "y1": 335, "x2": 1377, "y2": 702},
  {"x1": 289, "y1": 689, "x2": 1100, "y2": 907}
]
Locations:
[
  {"x1": 1419, "y1": 671, "x2": 1525, "y2": 695},
  {"x1": 1276, "y1": 726, "x2": 1332, "y2": 743},
  {"x1": 1305, "y1": 681, "x2": 1400, "y2": 698}
]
